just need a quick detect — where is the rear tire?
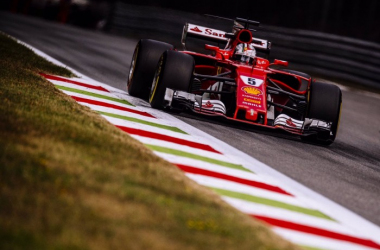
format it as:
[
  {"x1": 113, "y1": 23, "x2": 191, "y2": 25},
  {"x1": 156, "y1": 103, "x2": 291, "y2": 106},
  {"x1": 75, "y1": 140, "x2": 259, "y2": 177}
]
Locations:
[
  {"x1": 127, "y1": 39, "x2": 173, "y2": 100},
  {"x1": 302, "y1": 81, "x2": 342, "y2": 145},
  {"x1": 149, "y1": 51, "x2": 194, "y2": 109}
]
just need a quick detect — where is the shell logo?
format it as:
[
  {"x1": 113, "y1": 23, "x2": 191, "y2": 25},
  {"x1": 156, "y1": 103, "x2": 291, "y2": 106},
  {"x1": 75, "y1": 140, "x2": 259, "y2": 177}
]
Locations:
[{"x1": 241, "y1": 86, "x2": 262, "y2": 96}]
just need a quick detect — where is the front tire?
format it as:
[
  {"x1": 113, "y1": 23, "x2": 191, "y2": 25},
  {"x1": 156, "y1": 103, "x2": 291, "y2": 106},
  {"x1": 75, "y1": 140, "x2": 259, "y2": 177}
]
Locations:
[
  {"x1": 127, "y1": 39, "x2": 173, "y2": 100},
  {"x1": 149, "y1": 51, "x2": 194, "y2": 109},
  {"x1": 302, "y1": 81, "x2": 342, "y2": 145}
]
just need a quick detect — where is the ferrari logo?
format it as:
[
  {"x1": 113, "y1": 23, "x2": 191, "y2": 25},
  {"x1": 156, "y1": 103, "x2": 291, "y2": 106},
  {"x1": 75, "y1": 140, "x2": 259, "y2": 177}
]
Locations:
[{"x1": 242, "y1": 86, "x2": 262, "y2": 96}]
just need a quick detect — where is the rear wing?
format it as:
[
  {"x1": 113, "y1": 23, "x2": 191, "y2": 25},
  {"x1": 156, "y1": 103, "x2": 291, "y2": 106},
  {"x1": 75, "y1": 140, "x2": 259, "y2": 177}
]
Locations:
[
  {"x1": 181, "y1": 23, "x2": 271, "y2": 54},
  {"x1": 181, "y1": 23, "x2": 227, "y2": 49}
]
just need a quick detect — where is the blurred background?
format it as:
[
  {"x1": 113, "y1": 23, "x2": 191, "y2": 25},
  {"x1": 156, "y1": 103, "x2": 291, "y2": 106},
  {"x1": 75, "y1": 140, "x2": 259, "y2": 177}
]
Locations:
[
  {"x1": 1, "y1": 0, "x2": 380, "y2": 88},
  {"x1": 1, "y1": 0, "x2": 112, "y2": 29},
  {"x1": 2, "y1": 0, "x2": 379, "y2": 42}
]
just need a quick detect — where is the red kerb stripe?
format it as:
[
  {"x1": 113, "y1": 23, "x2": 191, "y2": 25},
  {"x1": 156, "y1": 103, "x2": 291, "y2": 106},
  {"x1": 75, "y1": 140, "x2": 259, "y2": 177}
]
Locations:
[
  {"x1": 41, "y1": 73, "x2": 109, "y2": 92},
  {"x1": 252, "y1": 215, "x2": 380, "y2": 249},
  {"x1": 71, "y1": 96, "x2": 155, "y2": 118},
  {"x1": 117, "y1": 126, "x2": 221, "y2": 154},
  {"x1": 177, "y1": 164, "x2": 292, "y2": 196}
]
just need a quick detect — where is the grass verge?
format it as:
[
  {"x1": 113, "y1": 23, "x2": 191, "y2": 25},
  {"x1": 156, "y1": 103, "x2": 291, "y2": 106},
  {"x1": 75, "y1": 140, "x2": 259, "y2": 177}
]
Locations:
[{"x1": 0, "y1": 32, "x2": 301, "y2": 250}]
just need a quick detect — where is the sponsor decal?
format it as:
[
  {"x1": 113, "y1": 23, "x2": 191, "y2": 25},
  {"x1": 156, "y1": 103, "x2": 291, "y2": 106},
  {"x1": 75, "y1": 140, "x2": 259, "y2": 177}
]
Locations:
[
  {"x1": 190, "y1": 26, "x2": 202, "y2": 33},
  {"x1": 286, "y1": 118, "x2": 297, "y2": 127},
  {"x1": 240, "y1": 76, "x2": 264, "y2": 87},
  {"x1": 251, "y1": 38, "x2": 269, "y2": 49},
  {"x1": 188, "y1": 24, "x2": 227, "y2": 40},
  {"x1": 242, "y1": 94, "x2": 260, "y2": 100},
  {"x1": 243, "y1": 102, "x2": 262, "y2": 108},
  {"x1": 274, "y1": 114, "x2": 303, "y2": 129},
  {"x1": 256, "y1": 59, "x2": 268, "y2": 66},
  {"x1": 241, "y1": 86, "x2": 262, "y2": 96},
  {"x1": 244, "y1": 98, "x2": 261, "y2": 104},
  {"x1": 196, "y1": 100, "x2": 226, "y2": 114},
  {"x1": 205, "y1": 28, "x2": 226, "y2": 38},
  {"x1": 202, "y1": 100, "x2": 214, "y2": 108}
]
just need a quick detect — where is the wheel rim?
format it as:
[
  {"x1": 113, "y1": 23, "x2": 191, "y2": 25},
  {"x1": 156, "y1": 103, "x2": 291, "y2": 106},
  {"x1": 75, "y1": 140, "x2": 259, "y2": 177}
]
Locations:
[
  {"x1": 128, "y1": 45, "x2": 139, "y2": 87},
  {"x1": 333, "y1": 98, "x2": 343, "y2": 138},
  {"x1": 149, "y1": 55, "x2": 163, "y2": 103}
]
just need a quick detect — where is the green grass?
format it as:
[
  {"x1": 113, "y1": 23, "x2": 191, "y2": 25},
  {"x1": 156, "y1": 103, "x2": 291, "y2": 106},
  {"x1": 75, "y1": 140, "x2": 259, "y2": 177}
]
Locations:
[{"x1": 0, "y1": 32, "x2": 301, "y2": 250}]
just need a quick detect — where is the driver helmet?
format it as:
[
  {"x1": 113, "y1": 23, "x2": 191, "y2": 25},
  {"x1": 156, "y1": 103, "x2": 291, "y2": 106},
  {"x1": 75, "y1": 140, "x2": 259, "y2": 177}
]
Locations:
[{"x1": 234, "y1": 43, "x2": 256, "y2": 65}]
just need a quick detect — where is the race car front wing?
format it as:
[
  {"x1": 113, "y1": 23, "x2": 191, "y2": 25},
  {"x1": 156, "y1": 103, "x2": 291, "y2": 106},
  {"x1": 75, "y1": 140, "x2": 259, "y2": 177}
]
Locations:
[{"x1": 164, "y1": 88, "x2": 333, "y2": 137}]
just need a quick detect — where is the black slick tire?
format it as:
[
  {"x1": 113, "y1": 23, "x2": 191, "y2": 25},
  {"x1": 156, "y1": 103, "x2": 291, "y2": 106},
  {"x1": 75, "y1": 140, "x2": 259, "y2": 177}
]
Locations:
[
  {"x1": 149, "y1": 50, "x2": 194, "y2": 109},
  {"x1": 302, "y1": 81, "x2": 342, "y2": 145},
  {"x1": 127, "y1": 39, "x2": 173, "y2": 100}
]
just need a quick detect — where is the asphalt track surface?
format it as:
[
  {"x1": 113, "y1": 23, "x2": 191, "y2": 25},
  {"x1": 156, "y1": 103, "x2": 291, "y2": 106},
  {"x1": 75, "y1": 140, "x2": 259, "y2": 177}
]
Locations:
[{"x1": 1, "y1": 12, "x2": 380, "y2": 226}]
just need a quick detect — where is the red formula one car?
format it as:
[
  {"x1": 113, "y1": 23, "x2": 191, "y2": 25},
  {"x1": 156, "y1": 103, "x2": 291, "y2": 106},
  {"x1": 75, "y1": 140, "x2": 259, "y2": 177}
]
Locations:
[{"x1": 127, "y1": 17, "x2": 342, "y2": 145}]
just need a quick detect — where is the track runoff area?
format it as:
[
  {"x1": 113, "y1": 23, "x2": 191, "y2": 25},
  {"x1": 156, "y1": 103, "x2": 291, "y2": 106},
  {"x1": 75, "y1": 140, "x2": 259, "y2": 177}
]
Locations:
[{"x1": 22, "y1": 40, "x2": 380, "y2": 250}]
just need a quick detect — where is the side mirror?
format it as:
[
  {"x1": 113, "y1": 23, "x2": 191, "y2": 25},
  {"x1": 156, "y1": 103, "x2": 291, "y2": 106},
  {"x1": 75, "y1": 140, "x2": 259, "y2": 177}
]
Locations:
[
  {"x1": 273, "y1": 59, "x2": 288, "y2": 67},
  {"x1": 205, "y1": 44, "x2": 220, "y2": 52}
]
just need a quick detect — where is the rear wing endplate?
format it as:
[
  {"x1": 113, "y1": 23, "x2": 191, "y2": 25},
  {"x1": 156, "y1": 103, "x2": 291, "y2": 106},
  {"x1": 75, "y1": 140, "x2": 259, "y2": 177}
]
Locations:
[{"x1": 181, "y1": 23, "x2": 227, "y2": 50}]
